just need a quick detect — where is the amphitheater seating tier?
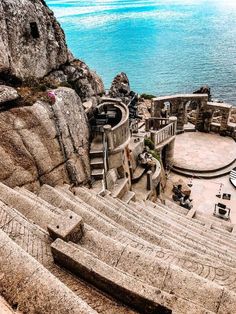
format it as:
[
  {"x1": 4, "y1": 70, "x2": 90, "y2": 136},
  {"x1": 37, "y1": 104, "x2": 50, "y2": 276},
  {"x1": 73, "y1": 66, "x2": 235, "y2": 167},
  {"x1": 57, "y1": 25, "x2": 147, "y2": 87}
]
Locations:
[{"x1": 0, "y1": 181, "x2": 236, "y2": 313}]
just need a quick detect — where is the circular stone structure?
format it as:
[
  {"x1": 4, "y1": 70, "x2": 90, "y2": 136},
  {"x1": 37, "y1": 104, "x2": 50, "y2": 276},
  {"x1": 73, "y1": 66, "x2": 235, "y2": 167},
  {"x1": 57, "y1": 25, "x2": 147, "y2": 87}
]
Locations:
[{"x1": 172, "y1": 132, "x2": 236, "y2": 172}]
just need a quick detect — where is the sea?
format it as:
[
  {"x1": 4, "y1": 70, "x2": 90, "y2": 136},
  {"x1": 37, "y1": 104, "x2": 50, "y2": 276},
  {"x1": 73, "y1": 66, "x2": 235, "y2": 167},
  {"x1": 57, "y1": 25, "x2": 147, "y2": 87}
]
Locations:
[{"x1": 46, "y1": 0, "x2": 236, "y2": 105}]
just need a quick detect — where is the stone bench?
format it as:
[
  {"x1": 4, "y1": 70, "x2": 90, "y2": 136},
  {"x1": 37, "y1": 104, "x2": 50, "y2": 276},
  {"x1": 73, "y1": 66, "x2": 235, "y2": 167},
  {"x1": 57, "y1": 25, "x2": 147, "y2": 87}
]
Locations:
[
  {"x1": 75, "y1": 188, "x2": 236, "y2": 265},
  {"x1": 52, "y1": 238, "x2": 223, "y2": 314},
  {"x1": 40, "y1": 185, "x2": 236, "y2": 290},
  {"x1": 0, "y1": 230, "x2": 96, "y2": 314}
]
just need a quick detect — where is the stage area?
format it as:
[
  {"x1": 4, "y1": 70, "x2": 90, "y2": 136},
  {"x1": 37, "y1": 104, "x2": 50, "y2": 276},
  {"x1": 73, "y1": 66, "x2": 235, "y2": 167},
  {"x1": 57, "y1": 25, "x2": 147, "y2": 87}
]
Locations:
[{"x1": 172, "y1": 132, "x2": 236, "y2": 172}]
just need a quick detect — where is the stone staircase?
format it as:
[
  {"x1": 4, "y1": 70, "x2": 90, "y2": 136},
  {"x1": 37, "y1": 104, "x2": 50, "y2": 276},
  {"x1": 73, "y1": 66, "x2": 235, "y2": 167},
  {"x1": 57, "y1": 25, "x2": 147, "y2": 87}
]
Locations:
[
  {"x1": 1, "y1": 181, "x2": 236, "y2": 313},
  {"x1": 90, "y1": 134, "x2": 105, "y2": 181}
]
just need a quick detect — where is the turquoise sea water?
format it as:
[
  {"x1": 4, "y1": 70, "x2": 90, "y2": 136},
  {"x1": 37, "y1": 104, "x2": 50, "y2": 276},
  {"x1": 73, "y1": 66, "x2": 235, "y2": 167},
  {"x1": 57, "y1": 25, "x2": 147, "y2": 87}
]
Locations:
[{"x1": 46, "y1": 0, "x2": 236, "y2": 104}]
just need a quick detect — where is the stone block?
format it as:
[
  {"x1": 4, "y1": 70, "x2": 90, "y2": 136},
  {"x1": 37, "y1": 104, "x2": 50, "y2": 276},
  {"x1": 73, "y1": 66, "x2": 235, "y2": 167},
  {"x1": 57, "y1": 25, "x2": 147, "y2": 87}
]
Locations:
[{"x1": 47, "y1": 210, "x2": 84, "y2": 242}]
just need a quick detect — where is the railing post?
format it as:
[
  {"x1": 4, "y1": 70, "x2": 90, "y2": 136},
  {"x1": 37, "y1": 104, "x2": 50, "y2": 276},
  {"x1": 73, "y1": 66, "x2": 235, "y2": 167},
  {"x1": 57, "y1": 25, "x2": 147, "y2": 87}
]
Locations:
[
  {"x1": 147, "y1": 170, "x2": 153, "y2": 191},
  {"x1": 169, "y1": 116, "x2": 178, "y2": 135},
  {"x1": 103, "y1": 124, "x2": 114, "y2": 151},
  {"x1": 145, "y1": 118, "x2": 150, "y2": 132}
]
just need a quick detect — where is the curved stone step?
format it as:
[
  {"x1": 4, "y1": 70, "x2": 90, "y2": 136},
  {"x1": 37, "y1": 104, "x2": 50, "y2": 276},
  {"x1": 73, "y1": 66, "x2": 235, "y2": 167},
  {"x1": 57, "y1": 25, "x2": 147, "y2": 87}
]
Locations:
[
  {"x1": 106, "y1": 195, "x2": 236, "y2": 253},
  {"x1": 0, "y1": 193, "x2": 135, "y2": 314},
  {"x1": 0, "y1": 182, "x2": 56, "y2": 230},
  {"x1": 41, "y1": 186, "x2": 236, "y2": 289},
  {"x1": 52, "y1": 238, "x2": 225, "y2": 314},
  {"x1": 171, "y1": 159, "x2": 236, "y2": 179},
  {"x1": 74, "y1": 188, "x2": 236, "y2": 267},
  {"x1": 103, "y1": 194, "x2": 236, "y2": 260}
]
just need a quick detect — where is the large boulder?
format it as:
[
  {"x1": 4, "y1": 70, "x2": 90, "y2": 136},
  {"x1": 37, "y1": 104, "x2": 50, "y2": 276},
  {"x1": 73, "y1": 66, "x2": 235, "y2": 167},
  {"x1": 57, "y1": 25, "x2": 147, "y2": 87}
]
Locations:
[
  {"x1": 193, "y1": 85, "x2": 211, "y2": 101},
  {"x1": 0, "y1": 0, "x2": 105, "y2": 102},
  {"x1": 0, "y1": 87, "x2": 90, "y2": 191},
  {"x1": 109, "y1": 72, "x2": 131, "y2": 99},
  {"x1": 0, "y1": 0, "x2": 69, "y2": 80}
]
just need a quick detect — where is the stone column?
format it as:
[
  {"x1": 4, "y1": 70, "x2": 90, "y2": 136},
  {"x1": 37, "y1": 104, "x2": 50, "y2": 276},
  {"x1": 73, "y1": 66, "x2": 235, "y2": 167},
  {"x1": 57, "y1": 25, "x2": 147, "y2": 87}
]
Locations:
[
  {"x1": 145, "y1": 118, "x2": 150, "y2": 132},
  {"x1": 169, "y1": 116, "x2": 178, "y2": 134},
  {"x1": 220, "y1": 108, "x2": 231, "y2": 134},
  {"x1": 166, "y1": 138, "x2": 175, "y2": 165},
  {"x1": 151, "y1": 99, "x2": 163, "y2": 117},
  {"x1": 103, "y1": 124, "x2": 114, "y2": 151},
  {"x1": 150, "y1": 131, "x2": 156, "y2": 146},
  {"x1": 147, "y1": 170, "x2": 153, "y2": 191}
]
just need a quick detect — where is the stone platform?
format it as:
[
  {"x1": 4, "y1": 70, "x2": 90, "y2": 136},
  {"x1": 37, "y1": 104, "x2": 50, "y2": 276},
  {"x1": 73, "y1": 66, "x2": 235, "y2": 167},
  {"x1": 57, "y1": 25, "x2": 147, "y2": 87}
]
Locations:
[{"x1": 172, "y1": 132, "x2": 236, "y2": 174}]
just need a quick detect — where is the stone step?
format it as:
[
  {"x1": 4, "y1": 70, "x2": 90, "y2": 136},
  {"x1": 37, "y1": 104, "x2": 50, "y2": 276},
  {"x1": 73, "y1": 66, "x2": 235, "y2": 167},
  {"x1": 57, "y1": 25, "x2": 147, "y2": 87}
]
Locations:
[
  {"x1": 163, "y1": 199, "x2": 235, "y2": 237},
  {"x1": 52, "y1": 238, "x2": 222, "y2": 314},
  {"x1": 121, "y1": 191, "x2": 136, "y2": 203},
  {"x1": 91, "y1": 169, "x2": 104, "y2": 180},
  {"x1": 15, "y1": 186, "x2": 62, "y2": 215},
  {"x1": 111, "y1": 178, "x2": 129, "y2": 199},
  {"x1": 0, "y1": 182, "x2": 56, "y2": 230},
  {"x1": 76, "y1": 189, "x2": 236, "y2": 266},
  {"x1": 0, "y1": 186, "x2": 132, "y2": 314},
  {"x1": 105, "y1": 195, "x2": 236, "y2": 259},
  {"x1": 165, "y1": 198, "x2": 235, "y2": 239},
  {"x1": 80, "y1": 225, "x2": 236, "y2": 296},
  {"x1": 89, "y1": 150, "x2": 104, "y2": 158},
  {"x1": 90, "y1": 157, "x2": 104, "y2": 169},
  {"x1": 0, "y1": 230, "x2": 95, "y2": 314},
  {"x1": 41, "y1": 186, "x2": 236, "y2": 285},
  {"x1": 172, "y1": 159, "x2": 236, "y2": 179},
  {"x1": 144, "y1": 199, "x2": 236, "y2": 247}
]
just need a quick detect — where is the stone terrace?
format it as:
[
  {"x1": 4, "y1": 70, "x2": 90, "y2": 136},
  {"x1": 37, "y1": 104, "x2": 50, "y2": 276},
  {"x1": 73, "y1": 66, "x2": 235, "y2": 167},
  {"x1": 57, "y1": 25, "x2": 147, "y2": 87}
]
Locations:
[{"x1": 1, "y1": 182, "x2": 236, "y2": 313}]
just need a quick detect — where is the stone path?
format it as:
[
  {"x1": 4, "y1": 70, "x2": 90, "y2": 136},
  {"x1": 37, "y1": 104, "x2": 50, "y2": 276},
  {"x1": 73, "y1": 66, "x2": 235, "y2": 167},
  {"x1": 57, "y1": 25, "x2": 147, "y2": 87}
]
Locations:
[{"x1": 172, "y1": 132, "x2": 236, "y2": 171}]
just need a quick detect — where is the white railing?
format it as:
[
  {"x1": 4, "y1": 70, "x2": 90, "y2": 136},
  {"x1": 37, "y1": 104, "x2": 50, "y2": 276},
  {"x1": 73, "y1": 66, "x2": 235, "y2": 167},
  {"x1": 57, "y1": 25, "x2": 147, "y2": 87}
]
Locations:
[{"x1": 150, "y1": 120, "x2": 176, "y2": 146}]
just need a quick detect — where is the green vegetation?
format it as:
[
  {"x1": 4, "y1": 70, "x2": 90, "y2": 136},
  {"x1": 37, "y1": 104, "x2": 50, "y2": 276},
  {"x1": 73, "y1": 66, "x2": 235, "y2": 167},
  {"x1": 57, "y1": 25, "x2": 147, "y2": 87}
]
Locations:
[
  {"x1": 140, "y1": 93, "x2": 156, "y2": 100},
  {"x1": 149, "y1": 150, "x2": 161, "y2": 162},
  {"x1": 144, "y1": 138, "x2": 155, "y2": 150}
]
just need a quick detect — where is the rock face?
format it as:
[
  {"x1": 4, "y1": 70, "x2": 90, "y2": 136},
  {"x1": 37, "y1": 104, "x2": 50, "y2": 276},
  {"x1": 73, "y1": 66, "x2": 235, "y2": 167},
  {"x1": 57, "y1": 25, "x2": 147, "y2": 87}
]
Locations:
[
  {"x1": 193, "y1": 85, "x2": 211, "y2": 101},
  {"x1": 45, "y1": 60, "x2": 105, "y2": 102},
  {"x1": 0, "y1": 85, "x2": 19, "y2": 104},
  {"x1": 0, "y1": 87, "x2": 90, "y2": 191},
  {"x1": 0, "y1": 0, "x2": 105, "y2": 102},
  {"x1": 0, "y1": 0, "x2": 69, "y2": 79},
  {"x1": 109, "y1": 72, "x2": 131, "y2": 99}
]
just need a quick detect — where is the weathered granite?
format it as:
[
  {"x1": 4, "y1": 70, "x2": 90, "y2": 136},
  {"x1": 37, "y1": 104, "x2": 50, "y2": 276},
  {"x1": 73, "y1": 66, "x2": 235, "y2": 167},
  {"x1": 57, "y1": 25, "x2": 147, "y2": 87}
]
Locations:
[
  {"x1": 0, "y1": 85, "x2": 19, "y2": 104},
  {"x1": 0, "y1": 0, "x2": 69, "y2": 79},
  {"x1": 0, "y1": 87, "x2": 90, "y2": 190},
  {"x1": 48, "y1": 209, "x2": 84, "y2": 242},
  {"x1": 109, "y1": 72, "x2": 131, "y2": 98},
  {"x1": 0, "y1": 229, "x2": 97, "y2": 314}
]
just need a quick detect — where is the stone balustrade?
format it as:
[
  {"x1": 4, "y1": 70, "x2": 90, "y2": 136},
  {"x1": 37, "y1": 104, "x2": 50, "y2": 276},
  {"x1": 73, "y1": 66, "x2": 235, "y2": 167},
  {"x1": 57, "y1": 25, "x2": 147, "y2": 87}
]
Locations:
[
  {"x1": 101, "y1": 100, "x2": 130, "y2": 152},
  {"x1": 150, "y1": 118, "x2": 177, "y2": 147}
]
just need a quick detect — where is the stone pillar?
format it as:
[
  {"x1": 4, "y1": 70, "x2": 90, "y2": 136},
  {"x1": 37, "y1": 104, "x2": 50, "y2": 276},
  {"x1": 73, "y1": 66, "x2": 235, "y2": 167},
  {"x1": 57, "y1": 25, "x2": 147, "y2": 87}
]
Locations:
[
  {"x1": 166, "y1": 138, "x2": 175, "y2": 164},
  {"x1": 147, "y1": 170, "x2": 153, "y2": 191},
  {"x1": 220, "y1": 108, "x2": 231, "y2": 134},
  {"x1": 176, "y1": 99, "x2": 185, "y2": 131},
  {"x1": 150, "y1": 131, "x2": 156, "y2": 146},
  {"x1": 151, "y1": 99, "x2": 163, "y2": 117},
  {"x1": 195, "y1": 99, "x2": 207, "y2": 132},
  {"x1": 145, "y1": 118, "x2": 150, "y2": 132},
  {"x1": 169, "y1": 116, "x2": 178, "y2": 134},
  {"x1": 103, "y1": 124, "x2": 114, "y2": 151}
]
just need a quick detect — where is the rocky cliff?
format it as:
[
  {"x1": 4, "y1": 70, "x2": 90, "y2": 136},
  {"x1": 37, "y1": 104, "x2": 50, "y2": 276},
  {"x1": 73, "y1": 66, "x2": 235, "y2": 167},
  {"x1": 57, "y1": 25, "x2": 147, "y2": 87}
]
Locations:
[
  {"x1": 0, "y1": 87, "x2": 90, "y2": 191},
  {"x1": 0, "y1": 0, "x2": 106, "y2": 189}
]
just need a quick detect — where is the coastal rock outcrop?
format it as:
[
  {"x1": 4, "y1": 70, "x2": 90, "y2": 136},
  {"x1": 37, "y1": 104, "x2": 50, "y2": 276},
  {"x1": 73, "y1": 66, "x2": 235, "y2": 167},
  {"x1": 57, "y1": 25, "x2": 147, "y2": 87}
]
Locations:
[
  {"x1": 0, "y1": 0, "x2": 69, "y2": 80},
  {"x1": 0, "y1": 87, "x2": 90, "y2": 191},
  {"x1": 109, "y1": 72, "x2": 131, "y2": 99},
  {"x1": 0, "y1": 0, "x2": 105, "y2": 102}
]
